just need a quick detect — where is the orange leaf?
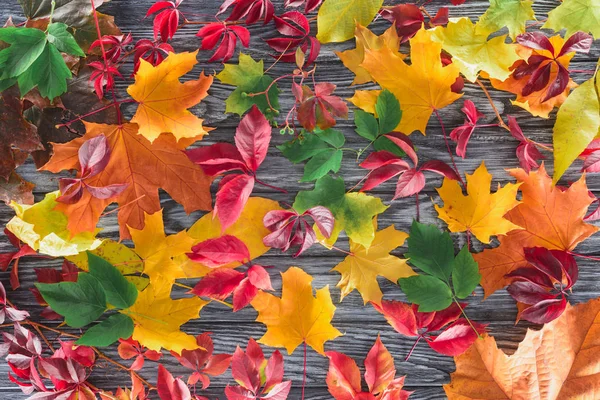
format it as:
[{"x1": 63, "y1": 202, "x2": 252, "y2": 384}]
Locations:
[
  {"x1": 474, "y1": 164, "x2": 598, "y2": 297},
  {"x1": 127, "y1": 51, "x2": 213, "y2": 143},
  {"x1": 444, "y1": 298, "x2": 600, "y2": 399},
  {"x1": 42, "y1": 123, "x2": 212, "y2": 238}
]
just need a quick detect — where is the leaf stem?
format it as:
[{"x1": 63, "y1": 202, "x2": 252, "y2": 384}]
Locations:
[
  {"x1": 466, "y1": 230, "x2": 471, "y2": 251},
  {"x1": 254, "y1": 177, "x2": 288, "y2": 194},
  {"x1": 452, "y1": 297, "x2": 482, "y2": 339},
  {"x1": 404, "y1": 336, "x2": 422, "y2": 361},
  {"x1": 302, "y1": 341, "x2": 307, "y2": 400},
  {"x1": 433, "y1": 109, "x2": 465, "y2": 188},
  {"x1": 475, "y1": 79, "x2": 509, "y2": 131},
  {"x1": 568, "y1": 251, "x2": 600, "y2": 262},
  {"x1": 48, "y1": 1, "x2": 56, "y2": 27},
  {"x1": 415, "y1": 193, "x2": 420, "y2": 222}
]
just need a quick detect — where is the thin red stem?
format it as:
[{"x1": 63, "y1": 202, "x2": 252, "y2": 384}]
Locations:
[
  {"x1": 57, "y1": 99, "x2": 135, "y2": 127},
  {"x1": 254, "y1": 177, "x2": 288, "y2": 194},
  {"x1": 415, "y1": 193, "x2": 420, "y2": 222},
  {"x1": 569, "y1": 252, "x2": 600, "y2": 262},
  {"x1": 434, "y1": 109, "x2": 465, "y2": 188},
  {"x1": 302, "y1": 341, "x2": 307, "y2": 400},
  {"x1": 405, "y1": 336, "x2": 422, "y2": 361},
  {"x1": 466, "y1": 230, "x2": 471, "y2": 251}
]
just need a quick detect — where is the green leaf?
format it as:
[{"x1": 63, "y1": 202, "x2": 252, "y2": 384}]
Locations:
[
  {"x1": 375, "y1": 89, "x2": 402, "y2": 134},
  {"x1": 478, "y1": 0, "x2": 535, "y2": 40},
  {"x1": 315, "y1": 128, "x2": 345, "y2": 148},
  {"x1": 354, "y1": 109, "x2": 379, "y2": 141},
  {"x1": 19, "y1": 0, "x2": 108, "y2": 28},
  {"x1": 543, "y1": 0, "x2": 600, "y2": 39},
  {"x1": 47, "y1": 23, "x2": 85, "y2": 56},
  {"x1": 35, "y1": 273, "x2": 106, "y2": 328},
  {"x1": 278, "y1": 134, "x2": 330, "y2": 163},
  {"x1": 406, "y1": 220, "x2": 455, "y2": 281},
  {"x1": 0, "y1": 27, "x2": 47, "y2": 79},
  {"x1": 216, "y1": 53, "x2": 280, "y2": 119},
  {"x1": 373, "y1": 135, "x2": 406, "y2": 157},
  {"x1": 18, "y1": 43, "x2": 72, "y2": 99},
  {"x1": 76, "y1": 313, "x2": 134, "y2": 347},
  {"x1": 293, "y1": 175, "x2": 387, "y2": 247},
  {"x1": 452, "y1": 246, "x2": 481, "y2": 299},
  {"x1": 87, "y1": 252, "x2": 138, "y2": 309},
  {"x1": 301, "y1": 149, "x2": 343, "y2": 182},
  {"x1": 399, "y1": 275, "x2": 453, "y2": 312},
  {"x1": 317, "y1": 0, "x2": 384, "y2": 43}
]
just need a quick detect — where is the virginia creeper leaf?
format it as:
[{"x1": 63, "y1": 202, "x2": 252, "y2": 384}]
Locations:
[
  {"x1": 87, "y1": 252, "x2": 138, "y2": 309},
  {"x1": 77, "y1": 313, "x2": 134, "y2": 347},
  {"x1": 405, "y1": 220, "x2": 454, "y2": 281},
  {"x1": 451, "y1": 246, "x2": 481, "y2": 299},
  {"x1": 399, "y1": 275, "x2": 453, "y2": 312}
]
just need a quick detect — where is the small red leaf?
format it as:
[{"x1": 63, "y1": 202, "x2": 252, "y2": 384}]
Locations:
[
  {"x1": 190, "y1": 269, "x2": 246, "y2": 299},
  {"x1": 364, "y1": 336, "x2": 395, "y2": 394},
  {"x1": 235, "y1": 106, "x2": 272, "y2": 172},
  {"x1": 325, "y1": 351, "x2": 362, "y2": 399},
  {"x1": 214, "y1": 174, "x2": 255, "y2": 231},
  {"x1": 425, "y1": 319, "x2": 486, "y2": 356},
  {"x1": 187, "y1": 235, "x2": 251, "y2": 268}
]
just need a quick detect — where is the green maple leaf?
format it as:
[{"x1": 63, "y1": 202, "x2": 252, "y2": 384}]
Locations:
[
  {"x1": 478, "y1": 0, "x2": 535, "y2": 40},
  {"x1": 543, "y1": 0, "x2": 600, "y2": 39},
  {"x1": 293, "y1": 175, "x2": 388, "y2": 248},
  {"x1": 216, "y1": 53, "x2": 280, "y2": 119}
]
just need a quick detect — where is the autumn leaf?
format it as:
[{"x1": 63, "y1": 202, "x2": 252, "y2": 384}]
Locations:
[
  {"x1": 124, "y1": 279, "x2": 208, "y2": 354},
  {"x1": 477, "y1": 0, "x2": 535, "y2": 40},
  {"x1": 293, "y1": 175, "x2": 388, "y2": 248},
  {"x1": 543, "y1": 0, "x2": 600, "y2": 39},
  {"x1": 251, "y1": 266, "x2": 342, "y2": 354},
  {"x1": 42, "y1": 122, "x2": 212, "y2": 238},
  {"x1": 316, "y1": 0, "x2": 384, "y2": 43},
  {"x1": 127, "y1": 51, "x2": 213, "y2": 143},
  {"x1": 444, "y1": 298, "x2": 600, "y2": 399},
  {"x1": 474, "y1": 165, "x2": 598, "y2": 297},
  {"x1": 6, "y1": 191, "x2": 103, "y2": 257},
  {"x1": 552, "y1": 77, "x2": 600, "y2": 183},
  {"x1": 434, "y1": 162, "x2": 522, "y2": 244},
  {"x1": 332, "y1": 225, "x2": 415, "y2": 305},
  {"x1": 353, "y1": 28, "x2": 462, "y2": 135},
  {"x1": 0, "y1": 172, "x2": 34, "y2": 206},
  {"x1": 430, "y1": 17, "x2": 521, "y2": 82},
  {"x1": 336, "y1": 23, "x2": 402, "y2": 85}
]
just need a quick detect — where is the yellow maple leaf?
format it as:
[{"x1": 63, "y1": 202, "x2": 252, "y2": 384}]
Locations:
[
  {"x1": 251, "y1": 267, "x2": 342, "y2": 355},
  {"x1": 336, "y1": 23, "x2": 402, "y2": 85},
  {"x1": 332, "y1": 225, "x2": 415, "y2": 305},
  {"x1": 129, "y1": 209, "x2": 195, "y2": 284},
  {"x1": 127, "y1": 51, "x2": 213, "y2": 143},
  {"x1": 430, "y1": 17, "x2": 521, "y2": 82},
  {"x1": 353, "y1": 28, "x2": 462, "y2": 135},
  {"x1": 176, "y1": 197, "x2": 282, "y2": 278},
  {"x1": 434, "y1": 162, "x2": 522, "y2": 244},
  {"x1": 123, "y1": 279, "x2": 208, "y2": 353}
]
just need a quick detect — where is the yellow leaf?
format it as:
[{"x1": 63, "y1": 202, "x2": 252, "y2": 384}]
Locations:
[
  {"x1": 434, "y1": 162, "x2": 522, "y2": 244},
  {"x1": 176, "y1": 197, "x2": 282, "y2": 278},
  {"x1": 553, "y1": 77, "x2": 600, "y2": 183},
  {"x1": 356, "y1": 28, "x2": 462, "y2": 135},
  {"x1": 6, "y1": 191, "x2": 102, "y2": 257},
  {"x1": 317, "y1": 0, "x2": 384, "y2": 43},
  {"x1": 127, "y1": 51, "x2": 213, "y2": 143},
  {"x1": 336, "y1": 24, "x2": 402, "y2": 85},
  {"x1": 251, "y1": 267, "x2": 342, "y2": 354},
  {"x1": 124, "y1": 279, "x2": 208, "y2": 353},
  {"x1": 129, "y1": 209, "x2": 195, "y2": 284},
  {"x1": 430, "y1": 17, "x2": 521, "y2": 82},
  {"x1": 332, "y1": 225, "x2": 415, "y2": 305}
]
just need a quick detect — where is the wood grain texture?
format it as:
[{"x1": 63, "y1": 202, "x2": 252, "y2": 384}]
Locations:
[{"x1": 1, "y1": 0, "x2": 600, "y2": 398}]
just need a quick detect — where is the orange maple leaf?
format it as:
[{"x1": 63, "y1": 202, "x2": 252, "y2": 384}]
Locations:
[
  {"x1": 444, "y1": 298, "x2": 600, "y2": 399},
  {"x1": 42, "y1": 123, "x2": 212, "y2": 238},
  {"x1": 474, "y1": 164, "x2": 598, "y2": 297},
  {"x1": 487, "y1": 35, "x2": 577, "y2": 119},
  {"x1": 127, "y1": 51, "x2": 213, "y2": 143}
]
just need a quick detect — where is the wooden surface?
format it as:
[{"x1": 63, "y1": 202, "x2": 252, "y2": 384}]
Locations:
[{"x1": 1, "y1": 0, "x2": 600, "y2": 398}]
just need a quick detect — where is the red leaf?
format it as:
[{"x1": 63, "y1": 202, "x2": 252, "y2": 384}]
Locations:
[
  {"x1": 325, "y1": 351, "x2": 362, "y2": 400},
  {"x1": 383, "y1": 133, "x2": 418, "y2": 166},
  {"x1": 146, "y1": 1, "x2": 182, "y2": 42},
  {"x1": 304, "y1": 205, "x2": 334, "y2": 238},
  {"x1": 197, "y1": 23, "x2": 250, "y2": 63},
  {"x1": 219, "y1": 0, "x2": 274, "y2": 24},
  {"x1": 582, "y1": 151, "x2": 600, "y2": 173},
  {"x1": 235, "y1": 106, "x2": 272, "y2": 172},
  {"x1": 245, "y1": 338, "x2": 265, "y2": 370},
  {"x1": 380, "y1": 4, "x2": 423, "y2": 43},
  {"x1": 425, "y1": 319, "x2": 486, "y2": 356},
  {"x1": 284, "y1": 0, "x2": 322, "y2": 13},
  {"x1": 157, "y1": 364, "x2": 191, "y2": 400},
  {"x1": 295, "y1": 83, "x2": 348, "y2": 132},
  {"x1": 232, "y1": 278, "x2": 259, "y2": 311},
  {"x1": 215, "y1": 174, "x2": 255, "y2": 231},
  {"x1": 191, "y1": 269, "x2": 246, "y2": 299},
  {"x1": 519, "y1": 296, "x2": 567, "y2": 324},
  {"x1": 264, "y1": 350, "x2": 284, "y2": 391},
  {"x1": 187, "y1": 235, "x2": 251, "y2": 268},
  {"x1": 364, "y1": 336, "x2": 395, "y2": 394},
  {"x1": 371, "y1": 300, "x2": 419, "y2": 337},
  {"x1": 450, "y1": 100, "x2": 484, "y2": 158},
  {"x1": 393, "y1": 169, "x2": 425, "y2": 199},
  {"x1": 425, "y1": 302, "x2": 463, "y2": 332},
  {"x1": 265, "y1": 12, "x2": 319, "y2": 64},
  {"x1": 133, "y1": 39, "x2": 173, "y2": 73},
  {"x1": 231, "y1": 346, "x2": 261, "y2": 393},
  {"x1": 558, "y1": 31, "x2": 593, "y2": 57},
  {"x1": 247, "y1": 265, "x2": 273, "y2": 291},
  {"x1": 517, "y1": 32, "x2": 555, "y2": 53},
  {"x1": 186, "y1": 143, "x2": 249, "y2": 176},
  {"x1": 262, "y1": 380, "x2": 292, "y2": 399},
  {"x1": 419, "y1": 160, "x2": 459, "y2": 180},
  {"x1": 360, "y1": 151, "x2": 409, "y2": 170}
]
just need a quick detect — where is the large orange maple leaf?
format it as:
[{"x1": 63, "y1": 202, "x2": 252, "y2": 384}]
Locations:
[
  {"x1": 42, "y1": 122, "x2": 212, "y2": 238},
  {"x1": 474, "y1": 164, "x2": 598, "y2": 297},
  {"x1": 444, "y1": 298, "x2": 600, "y2": 399}
]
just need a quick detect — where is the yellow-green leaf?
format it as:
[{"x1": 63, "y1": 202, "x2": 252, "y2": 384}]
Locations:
[
  {"x1": 317, "y1": 0, "x2": 384, "y2": 43},
  {"x1": 478, "y1": 0, "x2": 535, "y2": 40}
]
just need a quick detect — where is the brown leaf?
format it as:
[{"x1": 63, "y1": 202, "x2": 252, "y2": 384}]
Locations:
[{"x1": 0, "y1": 172, "x2": 34, "y2": 205}]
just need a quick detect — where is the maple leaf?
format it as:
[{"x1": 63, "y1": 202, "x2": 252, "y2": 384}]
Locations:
[
  {"x1": 332, "y1": 225, "x2": 415, "y2": 305},
  {"x1": 251, "y1": 266, "x2": 342, "y2": 354},
  {"x1": 552, "y1": 76, "x2": 600, "y2": 183},
  {"x1": 6, "y1": 191, "x2": 103, "y2": 257},
  {"x1": 124, "y1": 279, "x2": 208, "y2": 353},
  {"x1": 444, "y1": 298, "x2": 600, "y2": 399},
  {"x1": 487, "y1": 35, "x2": 579, "y2": 118},
  {"x1": 543, "y1": 0, "x2": 600, "y2": 39},
  {"x1": 336, "y1": 23, "x2": 401, "y2": 85},
  {"x1": 430, "y1": 17, "x2": 521, "y2": 82},
  {"x1": 175, "y1": 197, "x2": 282, "y2": 278},
  {"x1": 316, "y1": 0, "x2": 383, "y2": 43},
  {"x1": 477, "y1": 0, "x2": 535, "y2": 40},
  {"x1": 215, "y1": 53, "x2": 280, "y2": 118},
  {"x1": 293, "y1": 175, "x2": 388, "y2": 248},
  {"x1": 353, "y1": 28, "x2": 462, "y2": 135},
  {"x1": 42, "y1": 122, "x2": 212, "y2": 239},
  {"x1": 127, "y1": 51, "x2": 213, "y2": 143},
  {"x1": 434, "y1": 162, "x2": 522, "y2": 244},
  {"x1": 326, "y1": 336, "x2": 411, "y2": 399},
  {"x1": 129, "y1": 209, "x2": 196, "y2": 284},
  {"x1": 474, "y1": 165, "x2": 599, "y2": 297}
]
